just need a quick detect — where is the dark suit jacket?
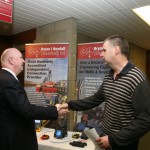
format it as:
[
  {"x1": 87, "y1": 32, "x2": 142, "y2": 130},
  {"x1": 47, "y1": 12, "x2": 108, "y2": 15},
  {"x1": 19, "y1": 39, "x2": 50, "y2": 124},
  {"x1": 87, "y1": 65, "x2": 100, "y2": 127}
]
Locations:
[{"x1": 0, "y1": 69, "x2": 58, "y2": 150}]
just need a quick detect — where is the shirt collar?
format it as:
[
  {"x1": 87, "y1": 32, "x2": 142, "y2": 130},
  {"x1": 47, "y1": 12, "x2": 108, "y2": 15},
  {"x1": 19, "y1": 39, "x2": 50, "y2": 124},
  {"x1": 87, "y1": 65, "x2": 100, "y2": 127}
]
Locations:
[
  {"x1": 2, "y1": 68, "x2": 18, "y2": 80},
  {"x1": 109, "y1": 61, "x2": 135, "y2": 79},
  {"x1": 119, "y1": 60, "x2": 135, "y2": 75}
]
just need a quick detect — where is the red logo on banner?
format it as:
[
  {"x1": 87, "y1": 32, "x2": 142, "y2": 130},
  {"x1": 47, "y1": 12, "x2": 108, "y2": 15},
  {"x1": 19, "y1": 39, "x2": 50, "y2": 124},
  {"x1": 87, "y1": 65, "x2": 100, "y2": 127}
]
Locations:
[
  {"x1": 25, "y1": 43, "x2": 69, "y2": 58},
  {"x1": 78, "y1": 42, "x2": 103, "y2": 59},
  {"x1": 1, "y1": 0, "x2": 13, "y2": 5}
]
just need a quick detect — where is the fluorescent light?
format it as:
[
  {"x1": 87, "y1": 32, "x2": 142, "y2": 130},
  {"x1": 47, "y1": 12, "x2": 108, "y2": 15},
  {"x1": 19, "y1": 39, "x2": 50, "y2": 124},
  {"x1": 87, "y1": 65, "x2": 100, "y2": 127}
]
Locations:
[{"x1": 132, "y1": 6, "x2": 150, "y2": 26}]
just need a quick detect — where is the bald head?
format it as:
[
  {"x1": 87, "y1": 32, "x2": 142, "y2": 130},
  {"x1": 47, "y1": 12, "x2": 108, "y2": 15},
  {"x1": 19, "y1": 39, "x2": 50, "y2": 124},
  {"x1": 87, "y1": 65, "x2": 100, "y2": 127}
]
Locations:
[
  {"x1": 1, "y1": 48, "x2": 18, "y2": 66},
  {"x1": 1, "y1": 48, "x2": 25, "y2": 76}
]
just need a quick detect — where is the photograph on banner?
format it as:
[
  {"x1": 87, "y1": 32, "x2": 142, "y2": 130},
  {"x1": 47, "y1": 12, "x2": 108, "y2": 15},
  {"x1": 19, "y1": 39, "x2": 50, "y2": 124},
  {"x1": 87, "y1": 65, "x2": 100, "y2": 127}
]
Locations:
[
  {"x1": 24, "y1": 43, "x2": 69, "y2": 128},
  {"x1": 76, "y1": 42, "x2": 110, "y2": 135}
]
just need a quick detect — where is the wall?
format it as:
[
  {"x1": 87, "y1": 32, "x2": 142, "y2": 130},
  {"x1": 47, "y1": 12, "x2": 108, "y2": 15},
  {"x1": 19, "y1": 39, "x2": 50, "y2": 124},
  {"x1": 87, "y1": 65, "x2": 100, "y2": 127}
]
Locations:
[
  {"x1": 0, "y1": 36, "x2": 11, "y2": 68},
  {"x1": 138, "y1": 132, "x2": 150, "y2": 150},
  {"x1": 129, "y1": 43, "x2": 146, "y2": 73},
  {"x1": 77, "y1": 33, "x2": 99, "y2": 43},
  {"x1": 35, "y1": 17, "x2": 77, "y2": 130},
  {"x1": 0, "y1": 35, "x2": 11, "y2": 55},
  {"x1": 146, "y1": 51, "x2": 150, "y2": 80}
]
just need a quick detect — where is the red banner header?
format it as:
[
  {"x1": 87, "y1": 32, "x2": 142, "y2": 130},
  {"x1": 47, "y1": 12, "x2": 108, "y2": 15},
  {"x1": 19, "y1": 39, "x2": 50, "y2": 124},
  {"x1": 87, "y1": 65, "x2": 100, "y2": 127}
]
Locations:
[
  {"x1": 78, "y1": 42, "x2": 103, "y2": 59},
  {"x1": 25, "y1": 43, "x2": 69, "y2": 58},
  {"x1": 0, "y1": 0, "x2": 13, "y2": 23}
]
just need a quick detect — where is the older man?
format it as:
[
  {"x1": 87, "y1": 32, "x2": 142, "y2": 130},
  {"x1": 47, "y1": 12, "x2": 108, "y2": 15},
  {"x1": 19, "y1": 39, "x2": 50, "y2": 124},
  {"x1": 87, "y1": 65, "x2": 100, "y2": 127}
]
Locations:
[{"x1": 0, "y1": 48, "x2": 68, "y2": 150}]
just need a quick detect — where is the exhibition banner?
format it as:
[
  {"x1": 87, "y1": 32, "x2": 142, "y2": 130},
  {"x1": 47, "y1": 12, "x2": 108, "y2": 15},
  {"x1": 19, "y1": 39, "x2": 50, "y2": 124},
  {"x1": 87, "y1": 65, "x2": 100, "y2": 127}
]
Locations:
[
  {"x1": 24, "y1": 43, "x2": 68, "y2": 108},
  {"x1": 24, "y1": 43, "x2": 69, "y2": 106},
  {"x1": 76, "y1": 42, "x2": 109, "y2": 134},
  {"x1": 24, "y1": 43, "x2": 69, "y2": 129}
]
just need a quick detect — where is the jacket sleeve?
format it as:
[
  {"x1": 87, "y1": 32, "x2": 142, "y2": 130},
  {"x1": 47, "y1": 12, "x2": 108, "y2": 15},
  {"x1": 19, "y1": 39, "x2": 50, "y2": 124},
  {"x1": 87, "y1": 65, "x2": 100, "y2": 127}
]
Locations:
[
  {"x1": 3, "y1": 79, "x2": 58, "y2": 120},
  {"x1": 108, "y1": 79, "x2": 150, "y2": 146},
  {"x1": 68, "y1": 83, "x2": 105, "y2": 111}
]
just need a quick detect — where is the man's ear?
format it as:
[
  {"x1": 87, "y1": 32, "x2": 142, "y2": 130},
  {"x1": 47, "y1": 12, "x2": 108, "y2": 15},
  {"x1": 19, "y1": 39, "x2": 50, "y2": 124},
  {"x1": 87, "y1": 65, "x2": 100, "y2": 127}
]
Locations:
[
  {"x1": 114, "y1": 46, "x2": 120, "y2": 55},
  {"x1": 8, "y1": 57, "x2": 14, "y2": 65}
]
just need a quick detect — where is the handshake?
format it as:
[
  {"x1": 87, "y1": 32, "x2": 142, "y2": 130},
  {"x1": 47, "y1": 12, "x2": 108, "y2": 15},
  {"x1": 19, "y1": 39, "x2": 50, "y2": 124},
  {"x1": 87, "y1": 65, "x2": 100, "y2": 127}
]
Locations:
[{"x1": 55, "y1": 103, "x2": 69, "y2": 116}]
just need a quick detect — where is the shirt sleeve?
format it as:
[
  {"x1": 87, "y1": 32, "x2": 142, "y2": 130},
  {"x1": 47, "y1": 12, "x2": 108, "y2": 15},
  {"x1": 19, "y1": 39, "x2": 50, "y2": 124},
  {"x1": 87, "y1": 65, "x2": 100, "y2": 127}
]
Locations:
[
  {"x1": 3, "y1": 79, "x2": 58, "y2": 120},
  {"x1": 68, "y1": 83, "x2": 105, "y2": 111},
  {"x1": 108, "y1": 79, "x2": 150, "y2": 146}
]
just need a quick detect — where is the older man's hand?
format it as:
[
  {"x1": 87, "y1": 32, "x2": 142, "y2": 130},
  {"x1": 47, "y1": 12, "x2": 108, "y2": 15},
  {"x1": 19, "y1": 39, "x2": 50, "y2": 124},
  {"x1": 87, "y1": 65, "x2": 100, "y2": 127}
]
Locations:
[{"x1": 55, "y1": 103, "x2": 69, "y2": 116}]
